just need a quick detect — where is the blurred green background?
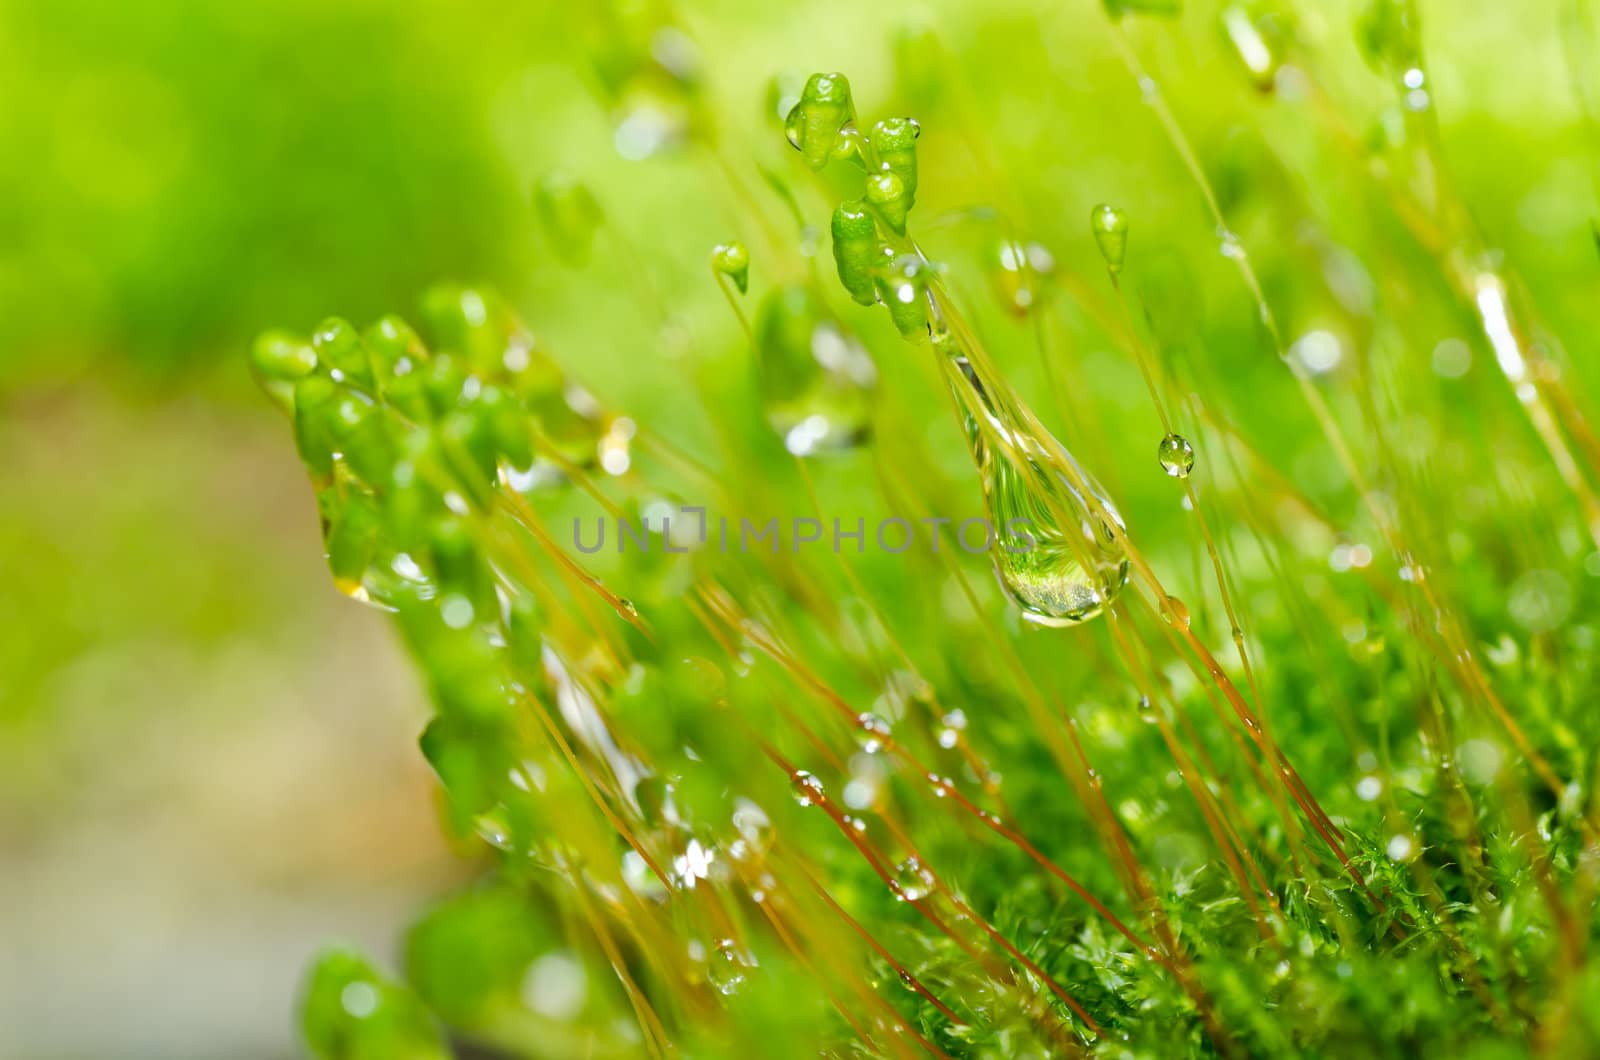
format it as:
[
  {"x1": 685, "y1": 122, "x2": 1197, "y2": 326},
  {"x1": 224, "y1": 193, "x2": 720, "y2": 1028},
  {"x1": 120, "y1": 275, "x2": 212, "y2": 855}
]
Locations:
[{"x1": 1, "y1": 0, "x2": 1595, "y2": 1056}]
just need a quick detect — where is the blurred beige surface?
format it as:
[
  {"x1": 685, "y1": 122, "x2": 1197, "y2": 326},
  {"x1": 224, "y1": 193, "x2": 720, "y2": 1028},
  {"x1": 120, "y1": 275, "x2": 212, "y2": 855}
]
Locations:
[{"x1": 0, "y1": 388, "x2": 465, "y2": 1059}]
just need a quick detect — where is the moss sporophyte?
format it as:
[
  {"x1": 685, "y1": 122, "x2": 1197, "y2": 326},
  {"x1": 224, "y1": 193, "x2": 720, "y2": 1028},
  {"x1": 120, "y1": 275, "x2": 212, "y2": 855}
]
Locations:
[{"x1": 259, "y1": 4, "x2": 1600, "y2": 1053}]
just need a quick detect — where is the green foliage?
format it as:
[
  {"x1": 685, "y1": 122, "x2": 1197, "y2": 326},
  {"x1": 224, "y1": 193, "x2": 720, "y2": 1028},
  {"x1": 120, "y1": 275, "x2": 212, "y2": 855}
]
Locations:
[{"x1": 242, "y1": 1, "x2": 1600, "y2": 1057}]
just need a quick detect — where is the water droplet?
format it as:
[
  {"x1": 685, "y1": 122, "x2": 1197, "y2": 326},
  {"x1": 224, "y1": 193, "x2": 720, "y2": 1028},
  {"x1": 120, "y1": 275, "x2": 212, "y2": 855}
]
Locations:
[
  {"x1": 1385, "y1": 833, "x2": 1415, "y2": 861},
  {"x1": 891, "y1": 856, "x2": 937, "y2": 901},
  {"x1": 938, "y1": 332, "x2": 1129, "y2": 626},
  {"x1": 935, "y1": 708, "x2": 967, "y2": 749},
  {"x1": 855, "y1": 712, "x2": 893, "y2": 753},
  {"x1": 1158, "y1": 433, "x2": 1195, "y2": 478},
  {"x1": 711, "y1": 241, "x2": 750, "y2": 294},
  {"x1": 1090, "y1": 203, "x2": 1129, "y2": 273},
  {"x1": 754, "y1": 286, "x2": 876, "y2": 456},
  {"x1": 1160, "y1": 594, "x2": 1191, "y2": 629},
  {"x1": 791, "y1": 770, "x2": 825, "y2": 806},
  {"x1": 707, "y1": 939, "x2": 749, "y2": 995}
]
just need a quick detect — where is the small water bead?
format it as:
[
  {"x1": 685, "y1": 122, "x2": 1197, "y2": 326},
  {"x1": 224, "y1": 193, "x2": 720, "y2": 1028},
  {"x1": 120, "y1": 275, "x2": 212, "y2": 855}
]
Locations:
[
  {"x1": 1158, "y1": 433, "x2": 1195, "y2": 478},
  {"x1": 855, "y1": 712, "x2": 893, "y2": 753},
  {"x1": 765, "y1": 72, "x2": 804, "y2": 126},
  {"x1": 891, "y1": 856, "x2": 937, "y2": 902},
  {"x1": 706, "y1": 940, "x2": 749, "y2": 996},
  {"x1": 1159, "y1": 594, "x2": 1192, "y2": 629},
  {"x1": 791, "y1": 770, "x2": 826, "y2": 806},
  {"x1": 1089, "y1": 203, "x2": 1129, "y2": 274},
  {"x1": 830, "y1": 122, "x2": 868, "y2": 168},
  {"x1": 710, "y1": 241, "x2": 750, "y2": 294}
]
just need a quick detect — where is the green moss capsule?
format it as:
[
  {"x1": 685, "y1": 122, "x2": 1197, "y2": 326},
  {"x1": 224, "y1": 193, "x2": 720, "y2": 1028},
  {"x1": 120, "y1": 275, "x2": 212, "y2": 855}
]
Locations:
[
  {"x1": 292, "y1": 375, "x2": 340, "y2": 480},
  {"x1": 312, "y1": 317, "x2": 373, "y2": 391},
  {"x1": 876, "y1": 253, "x2": 930, "y2": 340},
  {"x1": 250, "y1": 330, "x2": 317, "y2": 412},
  {"x1": 1090, "y1": 203, "x2": 1129, "y2": 274},
  {"x1": 871, "y1": 117, "x2": 920, "y2": 206},
  {"x1": 865, "y1": 171, "x2": 911, "y2": 236},
  {"x1": 711, "y1": 240, "x2": 750, "y2": 294},
  {"x1": 831, "y1": 200, "x2": 880, "y2": 306},
  {"x1": 784, "y1": 72, "x2": 855, "y2": 170}
]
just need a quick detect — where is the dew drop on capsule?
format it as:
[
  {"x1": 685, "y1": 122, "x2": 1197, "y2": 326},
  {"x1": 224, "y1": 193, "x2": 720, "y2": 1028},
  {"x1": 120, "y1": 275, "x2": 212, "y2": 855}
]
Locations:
[
  {"x1": 711, "y1": 241, "x2": 750, "y2": 294},
  {"x1": 1090, "y1": 204, "x2": 1129, "y2": 274},
  {"x1": 1158, "y1": 433, "x2": 1195, "y2": 477}
]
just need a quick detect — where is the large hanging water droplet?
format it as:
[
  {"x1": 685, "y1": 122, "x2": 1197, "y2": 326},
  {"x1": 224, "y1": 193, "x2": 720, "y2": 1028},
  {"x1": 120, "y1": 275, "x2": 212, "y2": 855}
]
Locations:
[
  {"x1": 1158, "y1": 433, "x2": 1195, "y2": 478},
  {"x1": 935, "y1": 329, "x2": 1129, "y2": 626},
  {"x1": 1090, "y1": 203, "x2": 1129, "y2": 274},
  {"x1": 753, "y1": 285, "x2": 876, "y2": 456}
]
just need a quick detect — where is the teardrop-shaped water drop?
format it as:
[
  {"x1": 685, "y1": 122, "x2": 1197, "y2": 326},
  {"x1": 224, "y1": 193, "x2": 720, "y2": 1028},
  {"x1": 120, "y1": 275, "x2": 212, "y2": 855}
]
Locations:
[
  {"x1": 933, "y1": 327, "x2": 1129, "y2": 626},
  {"x1": 753, "y1": 285, "x2": 876, "y2": 456},
  {"x1": 1090, "y1": 203, "x2": 1129, "y2": 274}
]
